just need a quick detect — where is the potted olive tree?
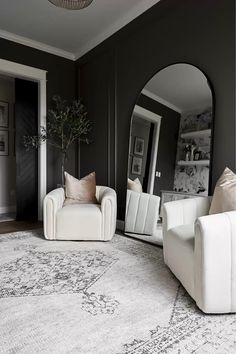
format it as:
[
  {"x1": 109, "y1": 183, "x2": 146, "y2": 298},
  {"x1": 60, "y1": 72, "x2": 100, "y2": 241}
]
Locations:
[{"x1": 24, "y1": 95, "x2": 92, "y2": 185}]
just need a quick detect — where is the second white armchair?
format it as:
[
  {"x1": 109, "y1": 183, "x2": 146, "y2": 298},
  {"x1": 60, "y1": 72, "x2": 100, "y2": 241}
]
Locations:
[{"x1": 163, "y1": 197, "x2": 236, "y2": 314}]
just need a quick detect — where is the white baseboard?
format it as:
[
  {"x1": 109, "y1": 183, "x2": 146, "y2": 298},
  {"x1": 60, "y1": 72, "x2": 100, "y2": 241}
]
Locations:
[
  {"x1": 116, "y1": 219, "x2": 125, "y2": 231},
  {"x1": 0, "y1": 205, "x2": 16, "y2": 214}
]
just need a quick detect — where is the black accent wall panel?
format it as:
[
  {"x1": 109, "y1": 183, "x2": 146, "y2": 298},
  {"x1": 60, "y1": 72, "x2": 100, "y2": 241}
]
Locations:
[
  {"x1": 15, "y1": 79, "x2": 38, "y2": 220},
  {"x1": 78, "y1": 49, "x2": 116, "y2": 187},
  {"x1": 77, "y1": 0, "x2": 235, "y2": 219}
]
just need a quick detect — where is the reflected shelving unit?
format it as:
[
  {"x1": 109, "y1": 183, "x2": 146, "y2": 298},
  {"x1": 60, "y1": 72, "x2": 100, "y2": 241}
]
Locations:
[{"x1": 177, "y1": 160, "x2": 210, "y2": 166}]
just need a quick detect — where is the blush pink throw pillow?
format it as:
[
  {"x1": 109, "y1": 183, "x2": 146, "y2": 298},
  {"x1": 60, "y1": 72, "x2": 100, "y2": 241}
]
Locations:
[
  {"x1": 64, "y1": 171, "x2": 97, "y2": 205},
  {"x1": 209, "y1": 167, "x2": 236, "y2": 214}
]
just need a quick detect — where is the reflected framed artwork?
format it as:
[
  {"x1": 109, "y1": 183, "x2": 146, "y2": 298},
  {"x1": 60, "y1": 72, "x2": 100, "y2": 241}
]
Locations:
[
  {"x1": 131, "y1": 156, "x2": 142, "y2": 175},
  {"x1": 134, "y1": 137, "x2": 144, "y2": 156},
  {"x1": 0, "y1": 130, "x2": 9, "y2": 156},
  {"x1": 0, "y1": 101, "x2": 9, "y2": 128}
]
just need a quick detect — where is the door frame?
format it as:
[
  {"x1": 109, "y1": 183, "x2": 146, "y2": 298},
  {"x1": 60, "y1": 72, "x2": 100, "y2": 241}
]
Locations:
[
  {"x1": 133, "y1": 105, "x2": 162, "y2": 194},
  {"x1": 0, "y1": 58, "x2": 47, "y2": 220}
]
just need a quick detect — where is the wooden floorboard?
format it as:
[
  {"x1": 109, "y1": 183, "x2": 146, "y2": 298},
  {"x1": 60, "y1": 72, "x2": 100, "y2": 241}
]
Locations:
[{"x1": 0, "y1": 221, "x2": 42, "y2": 234}]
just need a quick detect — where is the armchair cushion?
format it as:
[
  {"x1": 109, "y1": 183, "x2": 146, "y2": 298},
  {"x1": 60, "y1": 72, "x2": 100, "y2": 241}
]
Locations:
[
  {"x1": 127, "y1": 178, "x2": 142, "y2": 193},
  {"x1": 209, "y1": 167, "x2": 236, "y2": 214},
  {"x1": 56, "y1": 203, "x2": 102, "y2": 240},
  {"x1": 64, "y1": 171, "x2": 97, "y2": 204}
]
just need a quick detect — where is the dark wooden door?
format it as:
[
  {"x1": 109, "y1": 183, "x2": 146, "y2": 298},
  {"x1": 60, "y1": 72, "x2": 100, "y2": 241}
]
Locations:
[{"x1": 15, "y1": 79, "x2": 38, "y2": 221}]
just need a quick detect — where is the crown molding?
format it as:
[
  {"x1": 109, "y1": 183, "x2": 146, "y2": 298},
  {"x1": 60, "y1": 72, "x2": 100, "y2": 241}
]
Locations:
[
  {"x1": 0, "y1": 1, "x2": 160, "y2": 61},
  {"x1": 0, "y1": 29, "x2": 75, "y2": 61},
  {"x1": 141, "y1": 88, "x2": 182, "y2": 114},
  {"x1": 74, "y1": 0, "x2": 161, "y2": 60}
]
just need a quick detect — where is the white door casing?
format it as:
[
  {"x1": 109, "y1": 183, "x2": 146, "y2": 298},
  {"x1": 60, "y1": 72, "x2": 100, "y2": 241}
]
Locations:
[
  {"x1": 132, "y1": 105, "x2": 162, "y2": 194},
  {"x1": 0, "y1": 58, "x2": 47, "y2": 220}
]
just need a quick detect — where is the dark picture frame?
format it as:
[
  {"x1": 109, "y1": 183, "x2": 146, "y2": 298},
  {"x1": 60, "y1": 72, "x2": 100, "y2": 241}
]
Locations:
[
  {"x1": 131, "y1": 156, "x2": 142, "y2": 175},
  {"x1": 0, "y1": 101, "x2": 9, "y2": 128},
  {"x1": 134, "y1": 137, "x2": 145, "y2": 156},
  {"x1": 0, "y1": 130, "x2": 9, "y2": 156}
]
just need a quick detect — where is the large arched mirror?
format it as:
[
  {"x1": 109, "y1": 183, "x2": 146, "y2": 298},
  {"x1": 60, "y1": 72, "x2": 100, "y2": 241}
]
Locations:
[{"x1": 125, "y1": 63, "x2": 213, "y2": 245}]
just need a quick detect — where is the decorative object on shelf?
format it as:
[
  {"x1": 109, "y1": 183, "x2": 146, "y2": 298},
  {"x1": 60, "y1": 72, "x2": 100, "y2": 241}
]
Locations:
[
  {"x1": 131, "y1": 156, "x2": 142, "y2": 175},
  {"x1": 48, "y1": 0, "x2": 93, "y2": 10},
  {"x1": 184, "y1": 144, "x2": 191, "y2": 161},
  {"x1": 194, "y1": 149, "x2": 202, "y2": 161},
  {"x1": 24, "y1": 95, "x2": 92, "y2": 184},
  {"x1": 0, "y1": 101, "x2": 9, "y2": 128},
  {"x1": 134, "y1": 137, "x2": 145, "y2": 156},
  {"x1": 0, "y1": 130, "x2": 9, "y2": 156},
  {"x1": 190, "y1": 142, "x2": 197, "y2": 161}
]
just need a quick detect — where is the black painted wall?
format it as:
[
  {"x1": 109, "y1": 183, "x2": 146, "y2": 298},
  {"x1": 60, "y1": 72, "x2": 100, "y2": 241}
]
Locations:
[
  {"x1": 0, "y1": 38, "x2": 76, "y2": 191},
  {"x1": 137, "y1": 94, "x2": 180, "y2": 197},
  {"x1": 77, "y1": 0, "x2": 235, "y2": 219}
]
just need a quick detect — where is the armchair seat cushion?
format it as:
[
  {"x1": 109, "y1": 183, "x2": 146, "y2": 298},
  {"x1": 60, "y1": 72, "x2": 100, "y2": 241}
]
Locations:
[
  {"x1": 165, "y1": 224, "x2": 195, "y2": 298},
  {"x1": 56, "y1": 203, "x2": 102, "y2": 240}
]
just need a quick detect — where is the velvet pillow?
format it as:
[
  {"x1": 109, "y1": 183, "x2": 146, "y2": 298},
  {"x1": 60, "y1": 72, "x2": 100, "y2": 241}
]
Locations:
[
  {"x1": 127, "y1": 178, "x2": 143, "y2": 193},
  {"x1": 209, "y1": 167, "x2": 236, "y2": 214},
  {"x1": 64, "y1": 171, "x2": 97, "y2": 205}
]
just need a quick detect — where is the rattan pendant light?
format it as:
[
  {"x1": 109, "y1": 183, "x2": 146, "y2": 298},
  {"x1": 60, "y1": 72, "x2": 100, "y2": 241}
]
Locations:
[{"x1": 48, "y1": 0, "x2": 93, "y2": 10}]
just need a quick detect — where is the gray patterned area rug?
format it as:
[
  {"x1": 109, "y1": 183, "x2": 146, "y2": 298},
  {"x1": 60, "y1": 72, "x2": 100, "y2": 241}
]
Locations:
[{"x1": 0, "y1": 230, "x2": 236, "y2": 354}]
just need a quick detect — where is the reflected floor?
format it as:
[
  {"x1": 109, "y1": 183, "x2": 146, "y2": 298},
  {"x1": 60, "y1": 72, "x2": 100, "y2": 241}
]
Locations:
[
  {"x1": 0, "y1": 213, "x2": 15, "y2": 222},
  {"x1": 125, "y1": 223, "x2": 163, "y2": 247}
]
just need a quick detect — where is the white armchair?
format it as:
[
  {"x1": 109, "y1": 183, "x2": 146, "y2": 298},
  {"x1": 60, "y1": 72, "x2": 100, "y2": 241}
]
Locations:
[
  {"x1": 163, "y1": 197, "x2": 236, "y2": 313},
  {"x1": 44, "y1": 186, "x2": 117, "y2": 241},
  {"x1": 125, "y1": 190, "x2": 160, "y2": 240}
]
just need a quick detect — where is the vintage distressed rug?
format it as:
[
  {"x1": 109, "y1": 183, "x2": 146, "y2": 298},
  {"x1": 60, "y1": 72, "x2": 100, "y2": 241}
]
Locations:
[{"x1": 0, "y1": 230, "x2": 236, "y2": 354}]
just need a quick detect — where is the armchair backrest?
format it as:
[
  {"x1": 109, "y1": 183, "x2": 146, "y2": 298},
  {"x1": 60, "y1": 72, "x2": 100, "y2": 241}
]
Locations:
[
  {"x1": 163, "y1": 196, "x2": 211, "y2": 237},
  {"x1": 125, "y1": 190, "x2": 160, "y2": 235}
]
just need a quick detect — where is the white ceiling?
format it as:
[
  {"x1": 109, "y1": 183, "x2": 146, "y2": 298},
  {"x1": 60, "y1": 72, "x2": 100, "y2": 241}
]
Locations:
[
  {"x1": 143, "y1": 64, "x2": 212, "y2": 113},
  {"x1": 0, "y1": 0, "x2": 160, "y2": 60}
]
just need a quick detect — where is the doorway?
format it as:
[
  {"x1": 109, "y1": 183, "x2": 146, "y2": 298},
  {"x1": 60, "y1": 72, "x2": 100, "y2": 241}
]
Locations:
[
  {"x1": 0, "y1": 75, "x2": 39, "y2": 222},
  {"x1": 129, "y1": 105, "x2": 162, "y2": 195},
  {"x1": 0, "y1": 58, "x2": 47, "y2": 220},
  {"x1": 0, "y1": 75, "x2": 16, "y2": 222}
]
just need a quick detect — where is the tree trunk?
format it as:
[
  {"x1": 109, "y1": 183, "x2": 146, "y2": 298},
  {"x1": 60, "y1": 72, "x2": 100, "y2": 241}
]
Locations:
[{"x1": 61, "y1": 152, "x2": 66, "y2": 186}]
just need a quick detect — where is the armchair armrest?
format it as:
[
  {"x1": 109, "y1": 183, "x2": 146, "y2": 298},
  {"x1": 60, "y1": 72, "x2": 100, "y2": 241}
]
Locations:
[
  {"x1": 43, "y1": 188, "x2": 65, "y2": 240},
  {"x1": 96, "y1": 186, "x2": 117, "y2": 240},
  {"x1": 163, "y1": 197, "x2": 211, "y2": 234},
  {"x1": 194, "y1": 211, "x2": 236, "y2": 313}
]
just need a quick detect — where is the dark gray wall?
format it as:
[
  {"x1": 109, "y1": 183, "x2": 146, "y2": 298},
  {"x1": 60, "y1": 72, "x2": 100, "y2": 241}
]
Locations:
[
  {"x1": 137, "y1": 94, "x2": 180, "y2": 197},
  {"x1": 77, "y1": 0, "x2": 235, "y2": 219},
  {"x1": 0, "y1": 38, "x2": 76, "y2": 191}
]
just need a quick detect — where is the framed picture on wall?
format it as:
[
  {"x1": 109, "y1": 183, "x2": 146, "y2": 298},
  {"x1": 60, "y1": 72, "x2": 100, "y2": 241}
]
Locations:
[
  {"x1": 134, "y1": 137, "x2": 144, "y2": 156},
  {"x1": 0, "y1": 101, "x2": 9, "y2": 128},
  {"x1": 0, "y1": 130, "x2": 9, "y2": 156},
  {"x1": 131, "y1": 156, "x2": 142, "y2": 175}
]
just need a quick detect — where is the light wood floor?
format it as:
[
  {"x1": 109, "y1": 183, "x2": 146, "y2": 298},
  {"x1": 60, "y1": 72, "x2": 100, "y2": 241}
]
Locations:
[{"x1": 0, "y1": 220, "x2": 42, "y2": 234}]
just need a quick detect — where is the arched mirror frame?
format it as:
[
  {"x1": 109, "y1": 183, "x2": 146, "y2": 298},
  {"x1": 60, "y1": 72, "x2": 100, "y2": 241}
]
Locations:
[
  {"x1": 124, "y1": 62, "x2": 215, "y2": 244},
  {"x1": 127, "y1": 61, "x2": 215, "y2": 199}
]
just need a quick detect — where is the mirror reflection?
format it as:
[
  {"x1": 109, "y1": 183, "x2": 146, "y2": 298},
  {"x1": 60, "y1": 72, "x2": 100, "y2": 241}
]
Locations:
[{"x1": 125, "y1": 63, "x2": 213, "y2": 245}]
